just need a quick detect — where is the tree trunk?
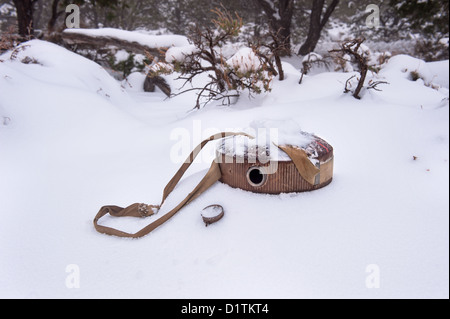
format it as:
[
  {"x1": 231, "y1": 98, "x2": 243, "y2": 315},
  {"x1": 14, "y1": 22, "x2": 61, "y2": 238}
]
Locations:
[
  {"x1": 257, "y1": 0, "x2": 294, "y2": 56},
  {"x1": 277, "y1": 0, "x2": 294, "y2": 56},
  {"x1": 12, "y1": 0, "x2": 35, "y2": 38},
  {"x1": 47, "y1": 0, "x2": 63, "y2": 34},
  {"x1": 144, "y1": 75, "x2": 171, "y2": 97},
  {"x1": 274, "y1": 55, "x2": 284, "y2": 80},
  {"x1": 298, "y1": 0, "x2": 340, "y2": 56},
  {"x1": 353, "y1": 63, "x2": 367, "y2": 99}
]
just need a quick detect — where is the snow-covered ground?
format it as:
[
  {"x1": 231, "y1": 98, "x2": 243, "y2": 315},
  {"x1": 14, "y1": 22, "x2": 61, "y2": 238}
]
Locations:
[{"x1": 0, "y1": 40, "x2": 448, "y2": 298}]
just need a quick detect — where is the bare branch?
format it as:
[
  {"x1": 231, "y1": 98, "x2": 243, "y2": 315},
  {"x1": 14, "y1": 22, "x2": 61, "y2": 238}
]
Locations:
[
  {"x1": 344, "y1": 75, "x2": 357, "y2": 93},
  {"x1": 367, "y1": 80, "x2": 389, "y2": 91},
  {"x1": 330, "y1": 38, "x2": 369, "y2": 99}
]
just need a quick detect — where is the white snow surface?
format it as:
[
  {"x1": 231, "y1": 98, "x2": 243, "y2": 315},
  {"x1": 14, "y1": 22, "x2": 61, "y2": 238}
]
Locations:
[
  {"x1": 302, "y1": 52, "x2": 323, "y2": 63},
  {"x1": 226, "y1": 47, "x2": 261, "y2": 73},
  {"x1": 216, "y1": 119, "x2": 315, "y2": 161},
  {"x1": 114, "y1": 49, "x2": 130, "y2": 63},
  {"x1": 165, "y1": 45, "x2": 198, "y2": 63},
  {"x1": 0, "y1": 40, "x2": 448, "y2": 298}
]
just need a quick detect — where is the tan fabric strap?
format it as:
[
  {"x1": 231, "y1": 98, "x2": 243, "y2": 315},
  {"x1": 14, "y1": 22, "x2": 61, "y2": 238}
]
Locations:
[
  {"x1": 277, "y1": 145, "x2": 320, "y2": 185},
  {"x1": 93, "y1": 132, "x2": 252, "y2": 238}
]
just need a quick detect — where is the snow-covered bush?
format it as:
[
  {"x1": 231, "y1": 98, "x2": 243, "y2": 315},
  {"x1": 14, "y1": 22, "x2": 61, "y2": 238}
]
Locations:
[
  {"x1": 0, "y1": 26, "x2": 20, "y2": 55},
  {"x1": 108, "y1": 50, "x2": 147, "y2": 78},
  {"x1": 414, "y1": 38, "x2": 449, "y2": 62},
  {"x1": 330, "y1": 38, "x2": 388, "y2": 99},
  {"x1": 150, "y1": 8, "x2": 275, "y2": 108},
  {"x1": 299, "y1": 52, "x2": 330, "y2": 84},
  {"x1": 225, "y1": 47, "x2": 273, "y2": 94}
]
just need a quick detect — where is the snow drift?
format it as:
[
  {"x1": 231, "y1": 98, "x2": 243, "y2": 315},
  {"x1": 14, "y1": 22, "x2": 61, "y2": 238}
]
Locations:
[{"x1": 0, "y1": 40, "x2": 448, "y2": 298}]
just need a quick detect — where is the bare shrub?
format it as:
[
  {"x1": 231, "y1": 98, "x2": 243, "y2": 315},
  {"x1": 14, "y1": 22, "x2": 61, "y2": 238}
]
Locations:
[
  {"x1": 150, "y1": 7, "x2": 275, "y2": 109},
  {"x1": 0, "y1": 26, "x2": 20, "y2": 58},
  {"x1": 330, "y1": 38, "x2": 388, "y2": 99}
]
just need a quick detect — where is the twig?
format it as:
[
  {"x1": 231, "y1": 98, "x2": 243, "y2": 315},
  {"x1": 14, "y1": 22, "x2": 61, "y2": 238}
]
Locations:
[
  {"x1": 367, "y1": 80, "x2": 389, "y2": 91},
  {"x1": 344, "y1": 75, "x2": 356, "y2": 93}
]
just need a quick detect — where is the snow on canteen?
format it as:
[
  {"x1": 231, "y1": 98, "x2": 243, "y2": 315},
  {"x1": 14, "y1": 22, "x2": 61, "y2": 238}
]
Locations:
[{"x1": 0, "y1": 36, "x2": 448, "y2": 299}]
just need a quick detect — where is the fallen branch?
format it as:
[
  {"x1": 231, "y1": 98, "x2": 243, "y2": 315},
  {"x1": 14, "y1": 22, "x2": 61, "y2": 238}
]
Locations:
[
  {"x1": 61, "y1": 29, "x2": 170, "y2": 58},
  {"x1": 367, "y1": 80, "x2": 389, "y2": 91}
]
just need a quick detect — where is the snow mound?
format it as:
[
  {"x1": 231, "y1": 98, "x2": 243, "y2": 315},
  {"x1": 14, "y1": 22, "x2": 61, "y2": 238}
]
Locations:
[
  {"x1": 381, "y1": 54, "x2": 449, "y2": 88},
  {"x1": 248, "y1": 119, "x2": 313, "y2": 147},
  {"x1": 226, "y1": 47, "x2": 261, "y2": 73},
  {"x1": 165, "y1": 45, "x2": 198, "y2": 63},
  {"x1": 302, "y1": 52, "x2": 323, "y2": 63},
  {"x1": 426, "y1": 60, "x2": 449, "y2": 89},
  {"x1": 376, "y1": 55, "x2": 449, "y2": 107},
  {"x1": 121, "y1": 71, "x2": 146, "y2": 92},
  {"x1": 0, "y1": 39, "x2": 130, "y2": 105},
  {"x1": 0, "y1": 41, "x2": 448, "y2": 299},
  {"x1": 382, "y1": 55, "x2": 432, "y2": 81}
]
